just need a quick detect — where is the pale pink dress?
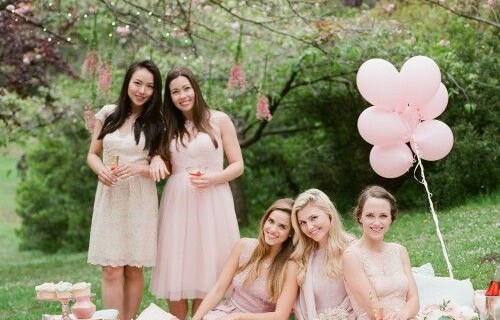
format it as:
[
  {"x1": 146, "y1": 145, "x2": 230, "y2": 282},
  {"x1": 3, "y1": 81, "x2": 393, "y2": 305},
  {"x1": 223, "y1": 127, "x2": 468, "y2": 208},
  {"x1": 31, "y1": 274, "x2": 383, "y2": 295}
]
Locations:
[
  {"x1": 294, "y1": 248, "x2": 352, "y2": 320},
  {"x1": 88, "y1": 104, "x2": 158, "y2": 267},
  {"x1": 151, "y1": 110, "x2": 240, "y2": 300},
  {"x1": 203, "y1": 238, "x2": 275, "y2": 319},
  {"x1": 344, "y1": 242, "x2": 409, "y2": 319}
]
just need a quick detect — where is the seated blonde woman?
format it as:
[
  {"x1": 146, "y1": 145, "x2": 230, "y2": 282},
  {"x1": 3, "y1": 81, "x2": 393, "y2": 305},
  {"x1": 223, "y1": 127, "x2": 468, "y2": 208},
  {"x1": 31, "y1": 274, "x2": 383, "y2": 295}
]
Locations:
[
  {"x1": 191, "y1": 198, "x2": 299, "y2": 320},
  {"x1": 342, "y1": 185, "x2": 419, "y2": 320},
  {"x1": 290, "y1": 188, "x2": 355, "y2": 320}
]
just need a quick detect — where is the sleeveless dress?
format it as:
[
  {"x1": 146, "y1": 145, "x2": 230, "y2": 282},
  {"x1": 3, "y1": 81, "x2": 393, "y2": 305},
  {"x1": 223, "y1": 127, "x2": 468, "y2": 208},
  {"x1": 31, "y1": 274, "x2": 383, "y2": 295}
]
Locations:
[
  {"x1": 294, "y1": 248, "x2": 352, "y2": 320},
  {"x1": 151, "y1": 110, "x2": 240, "y2": 300},
  {"x1": 344, "y1": 242, "x2": 409, "y2": 319},
  {"x1": 203, "y1": 238, "x2": 275, "y2": 319},
  {"x1": 88, "y1": 104, "x2": 158, "y2": 267}
]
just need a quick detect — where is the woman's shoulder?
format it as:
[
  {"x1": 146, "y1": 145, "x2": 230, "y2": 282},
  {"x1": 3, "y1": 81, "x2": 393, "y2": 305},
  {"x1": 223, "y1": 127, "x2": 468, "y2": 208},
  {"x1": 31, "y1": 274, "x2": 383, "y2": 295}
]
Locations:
[
  {"x1": 343, "y1": 239, "x2": 362, "y2": 254},
  {"x1": 238, "y1": 237, "x2": 258, "y2": 252},
  {"x1": 95, "y1": 104, "x2": 117, "y2": 122},
  {"x1": 209, "y1": 109, "x2": 229, "y2": 119}
]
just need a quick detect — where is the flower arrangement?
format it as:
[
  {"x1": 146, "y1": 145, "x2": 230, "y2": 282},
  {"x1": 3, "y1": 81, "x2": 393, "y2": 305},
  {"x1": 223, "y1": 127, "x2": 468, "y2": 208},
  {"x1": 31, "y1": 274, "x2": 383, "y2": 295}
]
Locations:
[
  {"x1": 316, "y1": 306, "x2": 349, "y2": 320},
  {"x1": 418, "y1": 300, "x2": 479, "y2": 320}
]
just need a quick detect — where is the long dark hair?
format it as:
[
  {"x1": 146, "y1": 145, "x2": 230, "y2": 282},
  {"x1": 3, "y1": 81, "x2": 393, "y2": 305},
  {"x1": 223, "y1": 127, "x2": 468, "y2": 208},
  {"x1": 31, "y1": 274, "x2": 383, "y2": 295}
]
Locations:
[
  {"x1": 238, "y1": 198, "x2": 295, "y2": 303},
  {"x1": 158, "y1": 67, "x2": 217, "y2": 159},
  {"x1": 98, "y1": 60, "x2": 164, "y2": 157}
]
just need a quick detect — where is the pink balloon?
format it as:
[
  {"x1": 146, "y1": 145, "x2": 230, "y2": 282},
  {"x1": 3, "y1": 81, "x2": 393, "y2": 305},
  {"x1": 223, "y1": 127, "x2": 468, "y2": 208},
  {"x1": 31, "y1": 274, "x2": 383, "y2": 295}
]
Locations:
[
  {"x1": 411, "y1": 120, "x2": 454, "y2": 161},
  {"x1": 357, "y1": 59, "x2": 402, "y2": 110},
  {"x1": 357, "y1": 106, "x2": 409, "y2": 146},
  {"x1": 370, "y1": 143, "x2": 414, "y2": 178},
  {"x1": 400, "y1": 56, "x2": 441, "y2": 108},
  {"x1": 418, "y1": 83, "x2": 448, "y2": 120}
]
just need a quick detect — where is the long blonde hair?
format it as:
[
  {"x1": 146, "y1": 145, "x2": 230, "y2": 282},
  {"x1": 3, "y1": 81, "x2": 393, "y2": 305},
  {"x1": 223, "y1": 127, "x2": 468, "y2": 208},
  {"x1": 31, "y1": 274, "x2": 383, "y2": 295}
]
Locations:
[
  {"x1": 290, "y1": 188, "x2": 352, "y2": 285},
  {"x1": 237, "y1": 198, "x2": 295, "y2": 303}
]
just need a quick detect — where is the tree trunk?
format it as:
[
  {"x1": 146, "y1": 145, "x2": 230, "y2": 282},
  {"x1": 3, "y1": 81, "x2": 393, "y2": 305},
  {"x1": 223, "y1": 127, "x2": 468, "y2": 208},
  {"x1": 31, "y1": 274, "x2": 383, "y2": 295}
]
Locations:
[
  {"x1": 343, "y1": 0, "x2": 364, "y2": 7},
  {"x1": 230, "y1": 176, "x2": 248, "y2": 227}
]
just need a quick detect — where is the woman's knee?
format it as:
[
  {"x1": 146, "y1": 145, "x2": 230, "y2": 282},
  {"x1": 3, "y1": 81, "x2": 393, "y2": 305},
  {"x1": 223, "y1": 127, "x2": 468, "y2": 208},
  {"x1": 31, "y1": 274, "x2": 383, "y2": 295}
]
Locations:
[{"x1": 102, "y1": 266, "x2": 124, "y2": 281}]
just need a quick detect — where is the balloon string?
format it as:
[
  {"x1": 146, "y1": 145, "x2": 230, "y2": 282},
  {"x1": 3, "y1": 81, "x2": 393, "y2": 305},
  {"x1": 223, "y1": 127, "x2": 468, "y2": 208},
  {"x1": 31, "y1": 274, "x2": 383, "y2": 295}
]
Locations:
[{"x1": 412, "y1": 141, "x2": 454, "y2": 278}]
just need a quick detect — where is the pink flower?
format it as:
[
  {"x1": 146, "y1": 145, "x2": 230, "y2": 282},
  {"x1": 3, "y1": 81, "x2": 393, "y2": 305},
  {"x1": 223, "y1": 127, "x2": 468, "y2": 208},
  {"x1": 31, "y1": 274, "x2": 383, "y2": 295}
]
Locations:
[
  {"x1": 382, "y1": 3, "x2": 396, "y2": 13},
  {"x1": 487, "y1": 0, "x2": 497, "y2": 8},
  {"x1": 98, "y1": 63, "x2": 112, "y2": 96},
  {"x1": 84, "y1": 106, "x2": 96, "y2": 133},
  {"x1": 116, "y1": 26, "x2": 131, "y2": 37},
  {"x1": 81, "y1": 51, "x2": 99, "y2": 77},
  {"x1": 13, "y1": 4, "x2": 31, "y2": 15},
  {"x1": 256, "y1": 96, "x2": 272, "y2": 121},
  {"x1": 227, "y1": 64, "x2": 246, "y2": 91}
]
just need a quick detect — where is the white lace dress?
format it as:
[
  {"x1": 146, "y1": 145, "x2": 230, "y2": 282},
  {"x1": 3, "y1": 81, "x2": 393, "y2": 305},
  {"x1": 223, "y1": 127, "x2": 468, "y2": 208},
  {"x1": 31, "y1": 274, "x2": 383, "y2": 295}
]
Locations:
[
  {"x1": 345, "y1": 242, "x2": 409, "y2": 319},
  {"x1": 87, "y1": 104, "x2": 158, "y2": 267}
]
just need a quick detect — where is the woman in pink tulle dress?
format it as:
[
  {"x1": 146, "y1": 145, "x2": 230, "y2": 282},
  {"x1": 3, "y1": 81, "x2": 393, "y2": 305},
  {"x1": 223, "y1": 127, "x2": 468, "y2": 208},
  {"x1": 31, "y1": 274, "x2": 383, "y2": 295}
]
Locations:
[
  {"x1": 149, "y1": 67, "x2": 243, "y2": 319},
  {"x1": 343, "y1": 186, "x2": 419, "y2": 320},
  {"x1": 191, "y1": 198, "x2": 299, "y2": 320},
  {"x1": 290, "y1": 189, "x2": 355, "y2": 320}
]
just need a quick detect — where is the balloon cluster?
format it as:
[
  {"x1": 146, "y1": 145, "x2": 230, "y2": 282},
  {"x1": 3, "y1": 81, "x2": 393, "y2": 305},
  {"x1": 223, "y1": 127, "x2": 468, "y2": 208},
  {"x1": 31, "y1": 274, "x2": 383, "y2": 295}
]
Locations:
[{"x1": 356, "y1": 56, "x2": 453, "y2": 178}]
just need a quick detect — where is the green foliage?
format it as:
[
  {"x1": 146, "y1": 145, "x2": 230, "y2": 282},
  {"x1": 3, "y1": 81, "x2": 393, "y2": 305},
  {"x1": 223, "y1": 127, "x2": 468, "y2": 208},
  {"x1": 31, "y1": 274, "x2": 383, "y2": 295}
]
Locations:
[{"x1": 16, "y1": 121, "x2": 95, "y2": 253}]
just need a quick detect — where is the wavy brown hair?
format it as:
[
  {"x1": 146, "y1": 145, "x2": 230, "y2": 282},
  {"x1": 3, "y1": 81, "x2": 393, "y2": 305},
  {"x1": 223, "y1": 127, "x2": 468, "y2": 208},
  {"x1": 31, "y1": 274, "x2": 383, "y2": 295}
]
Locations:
[
  {"x1": 237, "y1": 198, "x2": 295, "y2": 303},
  {"x1": 158, "y1": 67, "x2": 217, "y2": 160}
]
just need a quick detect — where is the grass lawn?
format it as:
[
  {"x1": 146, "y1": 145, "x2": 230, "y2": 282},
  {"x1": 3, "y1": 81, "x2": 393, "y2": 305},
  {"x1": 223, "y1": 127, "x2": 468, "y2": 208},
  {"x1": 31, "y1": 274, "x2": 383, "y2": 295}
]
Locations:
[{"x1": 0, "y1": 150, "x2": 498, "y2": 319}]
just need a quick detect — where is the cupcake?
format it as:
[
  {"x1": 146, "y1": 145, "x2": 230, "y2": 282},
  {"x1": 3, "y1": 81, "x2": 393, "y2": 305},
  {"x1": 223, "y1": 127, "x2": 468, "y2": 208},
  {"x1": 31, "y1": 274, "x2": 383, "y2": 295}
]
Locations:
[
  {"x1": 35, "y1": 282, "x2": 57, "y2": 300},
  {"x1": 55, "y1": 281, "x2": 73, "y2": 299},
  {"x1": 72, "y1": 282, "x2": 92, "y2": 298}
]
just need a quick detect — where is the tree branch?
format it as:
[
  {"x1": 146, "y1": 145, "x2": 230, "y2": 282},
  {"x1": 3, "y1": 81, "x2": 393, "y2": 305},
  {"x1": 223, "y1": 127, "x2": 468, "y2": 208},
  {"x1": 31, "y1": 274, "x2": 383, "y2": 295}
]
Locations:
[
  {"x1": 424, "y1": 0, "x2": 500, "y2": 29},
  {"x1": 208, "y1": 0, "x2": 332, "y2": 56},
  {"x1": 239, "y1": 55, "x2": 305, "y2": 148}
]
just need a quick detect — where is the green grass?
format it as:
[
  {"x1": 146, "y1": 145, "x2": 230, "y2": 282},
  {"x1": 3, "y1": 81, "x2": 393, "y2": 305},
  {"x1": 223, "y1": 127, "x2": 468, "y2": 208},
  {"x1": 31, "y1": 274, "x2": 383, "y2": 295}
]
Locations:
[{"x1": 0, "y1": 148, "x2": 498, "y2": 319}]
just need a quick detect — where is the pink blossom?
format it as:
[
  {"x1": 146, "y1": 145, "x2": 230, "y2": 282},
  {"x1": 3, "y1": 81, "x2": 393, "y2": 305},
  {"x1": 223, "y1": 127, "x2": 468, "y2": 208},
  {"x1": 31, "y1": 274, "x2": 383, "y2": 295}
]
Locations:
[
  {"x1": 98, "y1": 63, "x2": 112, "y2": 96},
  {"x1": 227, "y1": 64, "x2": 246, "y2": 91},
  {"x1": 81, "y1": 51, "x2": 99, "y2": 76},
  {"x1": 84, "y1": 106, "x2": 96, "y2": 133},
  {"x1": 116, "y1": 26, "x2": 131, "y2": 37},
  {"x1": 487, "y1": 0, "x2": 497, "y2": 8},
  {"x1": 256, "y1": 96, "x2": 272, "y2": 121},
  {"x1": 13, "y1": 4, "x2": 31, "y2": 15},
  {"x1": 382, "y1": 3, "x2": 396, "y2": 13}
]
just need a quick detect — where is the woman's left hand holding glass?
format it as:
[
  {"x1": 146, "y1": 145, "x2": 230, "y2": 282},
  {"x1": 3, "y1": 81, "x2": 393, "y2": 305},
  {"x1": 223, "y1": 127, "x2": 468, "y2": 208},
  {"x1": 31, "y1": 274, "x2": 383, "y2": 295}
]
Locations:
[{"x1": 190, "y1": 172, "x2": 215, "y2": 190}]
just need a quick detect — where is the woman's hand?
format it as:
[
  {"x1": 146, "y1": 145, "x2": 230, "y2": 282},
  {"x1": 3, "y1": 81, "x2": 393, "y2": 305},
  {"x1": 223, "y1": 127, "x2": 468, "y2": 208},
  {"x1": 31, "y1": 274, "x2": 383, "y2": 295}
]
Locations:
[
  {"x1": 383, "y1": 309, "x2": 406, "y2": 320},
  {"x1": 219, "y1": 313, "x2": 242, "y2": 320},
  {"x1": 190, "y1": 172, "x2": 215, "y2": 190},
  {"x1": 97, "y1": 167, "x2": 117, "y2": 186},
  {"x1": 149, "y1": 155, "x2": 169, "y2": 182},
  {"x1": 112, "y1": 164, "x2": 142, "y2": 180}
]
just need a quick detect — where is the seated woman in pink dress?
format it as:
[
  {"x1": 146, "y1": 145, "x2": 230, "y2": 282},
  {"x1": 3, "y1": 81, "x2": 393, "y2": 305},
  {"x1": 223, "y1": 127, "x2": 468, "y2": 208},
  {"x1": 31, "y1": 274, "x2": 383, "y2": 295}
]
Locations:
[
  {"x1": 290, "y1": 189, "x2": 355, "y2": 320},
  {"x1": 342, "y1": 185, "x2": 419, "y2": 320},
  {"x1": 191, "y1": 198, "x2": 299, "y2": 320}
]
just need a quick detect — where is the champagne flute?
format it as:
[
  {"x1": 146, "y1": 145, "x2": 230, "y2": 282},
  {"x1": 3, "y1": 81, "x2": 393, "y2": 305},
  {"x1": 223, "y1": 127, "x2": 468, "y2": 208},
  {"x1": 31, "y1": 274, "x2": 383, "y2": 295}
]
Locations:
[{"x1": 108, "y1": 154, "x2": 119, "y2": 170}]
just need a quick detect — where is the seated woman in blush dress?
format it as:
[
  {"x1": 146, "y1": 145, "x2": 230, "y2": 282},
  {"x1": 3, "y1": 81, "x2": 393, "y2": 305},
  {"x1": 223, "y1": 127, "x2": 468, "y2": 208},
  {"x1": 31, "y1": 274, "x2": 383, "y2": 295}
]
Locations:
[
  {"x1": 191, "y1": 198, "x2": 299, "y2": 320},
  {"x1": 342, "y1": 185, "x2": 419, "y2": 320},
  {"x1": 290, "y1": 188, "x2": 355, "y2": 320}
]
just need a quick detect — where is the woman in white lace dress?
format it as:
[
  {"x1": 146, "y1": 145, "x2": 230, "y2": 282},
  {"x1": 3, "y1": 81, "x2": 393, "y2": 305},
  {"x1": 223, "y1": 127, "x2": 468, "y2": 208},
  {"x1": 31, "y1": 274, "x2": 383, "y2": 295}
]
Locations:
[
  {"x1": 87, "y1": 60, "x2": 164, "y2": 320},
  {"x1": 342, "y1": 186, "x2": 419, "y2": 320}
]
